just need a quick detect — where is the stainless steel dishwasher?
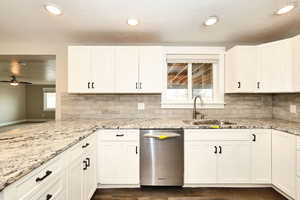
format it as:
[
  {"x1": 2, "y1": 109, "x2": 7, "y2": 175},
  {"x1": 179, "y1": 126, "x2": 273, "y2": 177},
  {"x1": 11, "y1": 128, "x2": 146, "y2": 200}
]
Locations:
[{"x1": 140, "y1": 129, "x2": 184, "y2": 186}]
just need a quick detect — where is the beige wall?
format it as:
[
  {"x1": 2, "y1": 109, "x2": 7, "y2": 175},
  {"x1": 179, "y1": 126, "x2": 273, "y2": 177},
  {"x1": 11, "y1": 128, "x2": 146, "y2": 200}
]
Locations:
[
  {"x1": 26, "y1": 85, "x2": 55, "y2": 120},
  {"x1": 0, "y1": 84, "x2": 26, "y2": 125}
]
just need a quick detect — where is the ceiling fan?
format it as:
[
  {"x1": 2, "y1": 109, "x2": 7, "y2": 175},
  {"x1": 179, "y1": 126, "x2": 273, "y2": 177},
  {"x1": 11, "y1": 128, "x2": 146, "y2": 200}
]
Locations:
[{"x1": 0, "y1": 76, "x2": 32, "y2": 86}]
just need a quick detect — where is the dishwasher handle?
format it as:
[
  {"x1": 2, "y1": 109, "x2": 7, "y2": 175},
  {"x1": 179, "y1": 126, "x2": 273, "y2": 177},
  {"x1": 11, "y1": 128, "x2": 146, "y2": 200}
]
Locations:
[{"x1": 143, "y1": 133, "x2": 181, "y2": 140}]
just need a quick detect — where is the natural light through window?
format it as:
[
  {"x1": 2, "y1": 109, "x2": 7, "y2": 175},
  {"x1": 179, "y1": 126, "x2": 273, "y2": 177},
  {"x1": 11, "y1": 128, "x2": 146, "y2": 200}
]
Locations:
[
  {"x1": 43, "y1": 88, "x2": 56, "y2": 111},
  {"x1": 161, "y1": 50, "x2": 225, "y2": 109}
]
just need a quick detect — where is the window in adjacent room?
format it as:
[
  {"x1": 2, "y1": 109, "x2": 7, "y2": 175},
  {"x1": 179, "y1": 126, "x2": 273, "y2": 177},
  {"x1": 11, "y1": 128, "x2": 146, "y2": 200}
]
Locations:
[{"x1": 43, "y1": 88, "x2": 56, "y2": 111}]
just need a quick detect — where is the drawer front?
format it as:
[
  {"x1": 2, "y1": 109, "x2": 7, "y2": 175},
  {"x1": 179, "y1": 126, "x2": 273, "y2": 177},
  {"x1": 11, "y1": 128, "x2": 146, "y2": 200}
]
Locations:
[
  {"x1": 298, "y1": 151, "x2": 300, "y2": 177},
  {"x1": 297, "y1": 137, "x2": 300, "y2": 150},
  {"x1": 16, "y1": 157, "x2": 63, "y2": 199},
  {"x1": 98, "y1": 129, "x2": 139, "y2": 141},
  {"x1": 29, "y1": 173, "x2": 65, "y2": 200},
  {"x1": 184, "y1": 129, "x2": 251, "y2": 141}
]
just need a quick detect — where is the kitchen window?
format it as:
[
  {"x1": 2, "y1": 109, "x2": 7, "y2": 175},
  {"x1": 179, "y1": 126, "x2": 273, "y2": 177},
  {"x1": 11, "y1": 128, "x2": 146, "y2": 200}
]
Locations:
[
  {"x1": 43, "y1": 88, "x2": 56, "y2": 111},
  {"x1": 161, "y1": 49, "x2": 225, "y2": 108}
]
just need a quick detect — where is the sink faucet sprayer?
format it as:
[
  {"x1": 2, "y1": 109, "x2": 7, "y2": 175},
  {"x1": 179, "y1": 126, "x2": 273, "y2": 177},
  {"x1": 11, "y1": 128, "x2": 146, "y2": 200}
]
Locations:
[{"x1": 193, "y1": 95, "x2": 205, "y2": 120}]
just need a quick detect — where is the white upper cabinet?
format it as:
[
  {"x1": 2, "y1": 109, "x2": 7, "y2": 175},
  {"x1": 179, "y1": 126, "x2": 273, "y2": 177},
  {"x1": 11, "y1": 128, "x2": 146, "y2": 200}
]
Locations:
[
  {"x1": 68, "y1": 46, "x2": 115, "y2": 93},
  {"x1": 138, "y1": 46, "x2": 163, "y2": 93},
  {"x1": 225, "y1": 46, "x2": 259, "y2": 93},
  {"x1": 68, "y1": 46, "x2": 163, "y2": 94},
  {"x1": 115, "y1": 46, "x2": 140, "y2": 93},
  {"x1": 68, "y1": 46, "x2": 91, "y2": 93},
  {"x1": 225, "y1": 35, "x2": 300, "y2": 93},
  {"x1": 90, "y1": 47, "x2": 115, "y2": 93}
]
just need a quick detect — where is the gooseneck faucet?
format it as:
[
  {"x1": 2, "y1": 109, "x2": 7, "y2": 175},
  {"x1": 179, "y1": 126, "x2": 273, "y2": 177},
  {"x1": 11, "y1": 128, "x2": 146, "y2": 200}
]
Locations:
[{"x1": 193, "y1": 95, "x2": 205, "y2": 120}]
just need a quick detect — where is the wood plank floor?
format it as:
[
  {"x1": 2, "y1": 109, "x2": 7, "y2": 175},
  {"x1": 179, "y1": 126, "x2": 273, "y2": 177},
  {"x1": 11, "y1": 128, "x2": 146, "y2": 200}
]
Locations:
[{"x1": 91, "y1": 187, "x2": 288, "y2": 200}]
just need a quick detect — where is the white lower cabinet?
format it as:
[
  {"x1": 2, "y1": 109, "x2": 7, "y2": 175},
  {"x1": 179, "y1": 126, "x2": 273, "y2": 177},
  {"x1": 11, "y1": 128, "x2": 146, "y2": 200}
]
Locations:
[
  {"x1": 251, "y1": 129, "x2": 272, "y2": 184},
  {"x1": 184, "y1": 129, "x2": 271, "y2": 185},
  {"x1": 272, "y1": 130, "x2": 297, "y2": 199},
  {"x1": 185, "y1": 142, "x2": 217, "y2": 184},
  {"x1": 217, "y1": 141, "x2": 251, "y2": 183},
  {"x1": 66, "y1": 133, "x2": 98, "y2": 200},
  {"x1": 97, "y1": 129, "x2": 140, "y2": 185}
]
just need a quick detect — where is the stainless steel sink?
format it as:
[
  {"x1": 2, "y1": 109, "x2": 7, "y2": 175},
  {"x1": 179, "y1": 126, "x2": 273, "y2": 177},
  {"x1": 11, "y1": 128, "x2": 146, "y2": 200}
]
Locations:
[{"x1": 183, "y1": 119, "x2": 236, "y2": 126}]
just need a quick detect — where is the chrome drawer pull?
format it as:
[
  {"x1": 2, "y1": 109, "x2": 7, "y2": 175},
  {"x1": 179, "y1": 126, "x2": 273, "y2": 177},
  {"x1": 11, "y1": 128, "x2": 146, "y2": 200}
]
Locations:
[
  {"x1": 116, "y1": 134, "x2": 124, "y2": 137},
  {"x1": 36, "y1": 170, "x2": 52, "y2": 182}
]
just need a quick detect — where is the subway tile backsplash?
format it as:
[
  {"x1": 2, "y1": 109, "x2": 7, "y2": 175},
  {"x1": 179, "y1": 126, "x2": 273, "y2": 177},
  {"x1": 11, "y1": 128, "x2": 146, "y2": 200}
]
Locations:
[{"x1": 61, "y1": 93, "x2": 273, "y2": 120}]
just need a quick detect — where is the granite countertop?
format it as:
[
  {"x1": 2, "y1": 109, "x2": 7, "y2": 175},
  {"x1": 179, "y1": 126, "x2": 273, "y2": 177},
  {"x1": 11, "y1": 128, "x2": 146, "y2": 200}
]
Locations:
[{"x1": 1, "y1": 118, "x2": 300, "y2": 192}]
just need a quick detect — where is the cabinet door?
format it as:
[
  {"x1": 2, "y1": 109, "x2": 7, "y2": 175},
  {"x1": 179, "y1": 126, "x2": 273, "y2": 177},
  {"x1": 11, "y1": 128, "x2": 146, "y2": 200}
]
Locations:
[
  {"x1": 98, "y1": 141, "x2": 139, "y2": 184},
  {"x1": 217, "y1": 141, "x2": 251, "y2": 183},
  {"x1": 68, "y1": 46, "x2": 91, "y2": 93},
  {"x1": 115, "y1": 46, "x2": 139, "y2": 93},
  {"x1": 84, "y1": 138, "x2": 97, "y2": 200},
  {"x1": 90, "y1": 46, "x2": 115, "y2": 93},
  {"x1": 138, "y1": 46, "x2": 163, "y2": 93},
  {"x1": 259, "y1": 40, "x2": 293, "y2": 93},
  {"x1": 251, "y1": 130, "x2": 271, "y2": 184},
  {"x1": 272, "y1": 130, "x2": 296, "y2": 198},
  {"x1": 68, "y1": 157, "x2": 84, "y2": 200},
  {"x1": 225, "y1": 46, "x2": 259, "y2": 93},
  {"x1": 184, "y1": 142, "x2": 217, "y2": 184}
]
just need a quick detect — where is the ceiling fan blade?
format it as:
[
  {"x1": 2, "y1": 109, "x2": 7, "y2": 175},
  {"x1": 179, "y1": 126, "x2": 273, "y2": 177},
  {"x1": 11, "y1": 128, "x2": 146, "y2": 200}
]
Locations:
[
  {"x1": 18, "y1": 81, "x2": 33, "y2": 85},
  {"x1": 0, "y1": 80, "x2": 11, "y2": 83}
]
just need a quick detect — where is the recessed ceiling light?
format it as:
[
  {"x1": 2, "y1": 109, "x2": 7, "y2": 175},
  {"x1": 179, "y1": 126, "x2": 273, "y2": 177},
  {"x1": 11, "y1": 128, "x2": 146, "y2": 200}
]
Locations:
[
  {"x1": 44, "y1": 3, "x2": 63, "y2": 16},
  {"x1": 275, "y1": 3, "x2": 296, "y2": 15},
  {"x1": 127, "y1": 18, "x2": 139, "y2": 26},
  {"x1": 204, "y1": 16, "x2": 219, "y2": 26}
]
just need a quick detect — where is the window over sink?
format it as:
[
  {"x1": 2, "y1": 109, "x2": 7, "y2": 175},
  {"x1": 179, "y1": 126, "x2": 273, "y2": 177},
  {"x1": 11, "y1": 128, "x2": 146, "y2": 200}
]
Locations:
[{"x1": 161, "y1": 47, "x2": 225, "y2": 108}]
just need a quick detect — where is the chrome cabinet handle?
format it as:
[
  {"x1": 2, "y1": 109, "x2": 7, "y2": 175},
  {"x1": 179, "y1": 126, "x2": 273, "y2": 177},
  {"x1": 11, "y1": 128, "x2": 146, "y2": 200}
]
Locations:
[
  {"x1": 36, "y1": 170, "x2": 52, "y2": 182},
  {"x1": 91, "y1": 82, "x2": 95, "y2": 89},
  {"x1": 136, "y1": 82, "x2": 138, "y2": 89},
  {"x1": 88, "y1": 82, "x2": 90, "y2": 89},
  {"x1": 252, "y1": 134, "x2": 256, "y2": 142},
  {"x1": 219, "y1": 146, "x2": 222, "y2": 154},
  {"x1": 214, "y1": 146, "x2": 218, "y2": 154},
  {"x1": 237, "y1": 82, "x2": 241, "y2": 88},
  {"x1": 139, "y1": 82, "x2": 142, "y2": 89},
  {"x1": 116, "y1": 134, "x2": 124, "y2": 137}
]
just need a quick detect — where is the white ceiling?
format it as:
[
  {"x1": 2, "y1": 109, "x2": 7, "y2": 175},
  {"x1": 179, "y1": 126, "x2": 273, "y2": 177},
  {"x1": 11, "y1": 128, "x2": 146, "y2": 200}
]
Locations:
[
  {"x1": 0, "y1": 55, "x2": 56, "y2": 85},
  {"x1": 0, "y1": 0, "x2": 300, "y2": 46}
]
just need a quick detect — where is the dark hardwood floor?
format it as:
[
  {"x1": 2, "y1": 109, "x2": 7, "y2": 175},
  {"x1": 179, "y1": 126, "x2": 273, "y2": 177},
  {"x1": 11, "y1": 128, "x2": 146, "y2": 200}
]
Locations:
[{"x1": 91, "y1": 187, "x2": 288, "y2": 200}]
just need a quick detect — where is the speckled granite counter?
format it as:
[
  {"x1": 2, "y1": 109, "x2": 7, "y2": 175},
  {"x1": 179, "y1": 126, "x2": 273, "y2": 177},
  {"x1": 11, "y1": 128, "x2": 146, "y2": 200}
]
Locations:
[{"x1": 1, "y1": 118, "x2": 300, "y2": 192}]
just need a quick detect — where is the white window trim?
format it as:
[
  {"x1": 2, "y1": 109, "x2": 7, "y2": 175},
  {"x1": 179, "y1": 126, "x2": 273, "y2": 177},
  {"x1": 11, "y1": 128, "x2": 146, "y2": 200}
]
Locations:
[
  {"x1": 161, "y1": 46, "x2": 225, "y2": 109},
  {"x1": 43, "y1": 88, "x2": 56, "y2": 111}
]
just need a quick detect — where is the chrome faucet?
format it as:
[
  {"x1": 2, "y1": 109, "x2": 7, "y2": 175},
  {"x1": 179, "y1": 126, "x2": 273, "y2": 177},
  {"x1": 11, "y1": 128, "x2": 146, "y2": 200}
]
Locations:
[{"x1": 193, "y1": 95, "x2": 205, "y2": 120}]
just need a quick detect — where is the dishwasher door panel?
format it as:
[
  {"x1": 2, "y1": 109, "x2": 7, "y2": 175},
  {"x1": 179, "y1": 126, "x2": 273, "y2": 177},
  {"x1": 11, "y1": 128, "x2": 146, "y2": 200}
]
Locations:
[{"x1": 140, "y1": 129, "x2": 184, "y2": 186}]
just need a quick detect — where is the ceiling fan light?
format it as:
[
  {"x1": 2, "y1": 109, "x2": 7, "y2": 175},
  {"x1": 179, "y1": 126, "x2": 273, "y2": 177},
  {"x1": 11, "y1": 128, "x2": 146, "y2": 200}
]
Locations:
[{"x1": 10, "y1": 82, "x2": 19, "y2": 86}]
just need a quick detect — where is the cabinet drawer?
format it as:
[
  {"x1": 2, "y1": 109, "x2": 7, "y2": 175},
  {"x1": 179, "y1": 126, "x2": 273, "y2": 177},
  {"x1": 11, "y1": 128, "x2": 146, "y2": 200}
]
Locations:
[
  {"x1": 297, "y1": 137, "x2": 300, "y2": 150},
  {"x1": 29, "y1": 173, "x2": 65, "y2": 200},
  {"x1": 298, "y1": 151, "x2": 300, "y2": 177},
  {"x1": 16, "y1": 157, "x2": 63, "y2": 199},
  {"x1": 185, "y1": 129, "x2": 251, "y2": 141},
  {"x1": 98, "y1": 129, "x2": 139, "y2": 141}
]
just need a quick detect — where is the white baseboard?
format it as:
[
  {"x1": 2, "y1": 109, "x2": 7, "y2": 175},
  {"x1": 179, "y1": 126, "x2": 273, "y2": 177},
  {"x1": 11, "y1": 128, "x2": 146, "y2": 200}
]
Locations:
[{"x1": 0, "y1": 119, "x2": 26, "y2": 127}]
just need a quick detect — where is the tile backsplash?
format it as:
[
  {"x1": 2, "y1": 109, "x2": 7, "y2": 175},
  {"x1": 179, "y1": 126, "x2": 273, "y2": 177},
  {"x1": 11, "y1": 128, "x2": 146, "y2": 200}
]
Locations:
[
  {"x1": 61, "y1": 93, "x2": 273, "y2": 120},
  {"x1": 272, "y1": 94, "x2": 300, "y2": 122}
]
